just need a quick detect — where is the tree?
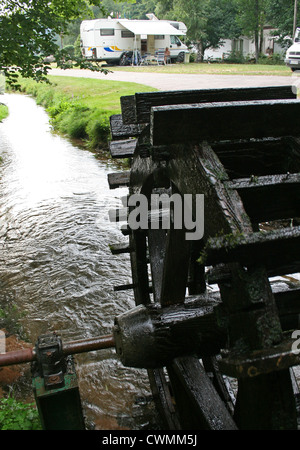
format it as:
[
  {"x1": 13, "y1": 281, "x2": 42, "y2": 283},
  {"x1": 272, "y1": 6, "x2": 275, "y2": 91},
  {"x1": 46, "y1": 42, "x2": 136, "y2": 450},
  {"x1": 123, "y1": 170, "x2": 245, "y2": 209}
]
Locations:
[
  {"x1": 235, "y1": 0, "x2": 267, "y2": 62},
  {"x1": 155, "y1": 0, "x2": 241, "y2": 62},
  {"x1": 0, "y1": 0, "x2": 108, "y2": 87},
  {"x1": 266, "y1": 0, "x2": 300, "y2": 48}
]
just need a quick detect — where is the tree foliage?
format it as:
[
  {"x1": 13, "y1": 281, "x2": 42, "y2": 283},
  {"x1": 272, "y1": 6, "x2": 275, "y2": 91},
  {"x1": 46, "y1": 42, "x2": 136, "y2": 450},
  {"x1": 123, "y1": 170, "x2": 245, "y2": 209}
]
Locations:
[
  {"x1": 155, "y1": 0, "x2": 241, "y2": 61},
  {"x1": 266, "y1": 0, "x2": 300, "y2": 46},
  {"x1": 234, "y1": 0, "x2": 268, "y2": 61},
  {"x1": 0, "y1": 0, "x2": 108, "y2": 87}
]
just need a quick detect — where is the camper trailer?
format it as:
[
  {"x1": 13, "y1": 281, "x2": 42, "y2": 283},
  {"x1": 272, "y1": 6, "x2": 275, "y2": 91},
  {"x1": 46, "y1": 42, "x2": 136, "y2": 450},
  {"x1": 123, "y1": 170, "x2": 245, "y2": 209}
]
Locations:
[
  {"x1": 80, "y1": 17, "x2": 188, "y2": 65},
  {"x1": 285, "y1": 27, "x2": 300, "y2": 71}
]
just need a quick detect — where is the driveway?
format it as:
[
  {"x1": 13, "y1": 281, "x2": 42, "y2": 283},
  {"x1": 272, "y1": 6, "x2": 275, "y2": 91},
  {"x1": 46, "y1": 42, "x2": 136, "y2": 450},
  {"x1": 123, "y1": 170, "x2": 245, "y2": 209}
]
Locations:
[{"x1": 50, "y1": 67, "x2": 295, "y2": 91}]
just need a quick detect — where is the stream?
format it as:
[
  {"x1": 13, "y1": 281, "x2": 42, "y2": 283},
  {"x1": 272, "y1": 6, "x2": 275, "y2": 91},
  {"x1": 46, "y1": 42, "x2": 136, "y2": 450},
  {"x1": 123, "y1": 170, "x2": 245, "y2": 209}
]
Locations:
[{"x1": 0, "y1": 93, "x2": 159, "y2": 430}]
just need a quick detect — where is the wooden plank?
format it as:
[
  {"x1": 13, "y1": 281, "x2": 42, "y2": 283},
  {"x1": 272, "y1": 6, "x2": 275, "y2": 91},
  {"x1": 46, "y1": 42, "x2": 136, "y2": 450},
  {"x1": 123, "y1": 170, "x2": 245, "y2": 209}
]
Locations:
[
  {"x1": 107, "y1": 171, "x2": 130, "y2": 189},
  {"x1": 150, "y1": 99, "x2": 300, "y2": 146},
  {"x1": 167, "y1": 357, "x2": 238, "y2": 430},
  {"x1": 110, "y1": 114, "x2": 143, "y2": 140},
  {"x1": 109, "y1": 243, "x2": 131, "y2": 255},
  {"x1": 147, "y1": 368, "x2": 181, "y2": 430},
  {"x1": 212, "y1": 137, "x2": 300, "y2": 178},
  {"x1": 159, "y1": 229, "x2": 191, "y2": 306},
  {"x1": 203, "y1": 226, "x2": 300, "y2": 271},
  {"x1": 109, "y1": 139, "x2": 137, "y2": 159},
  {"x1": 135, "y1": 85, "x2": 296, "y2": 124},
  {"x1": 120, "y1": 95, "x2": 137, "y2": 125},
  {"x1": 228, "y1": 173, "x2": 300, "y2": 223}
]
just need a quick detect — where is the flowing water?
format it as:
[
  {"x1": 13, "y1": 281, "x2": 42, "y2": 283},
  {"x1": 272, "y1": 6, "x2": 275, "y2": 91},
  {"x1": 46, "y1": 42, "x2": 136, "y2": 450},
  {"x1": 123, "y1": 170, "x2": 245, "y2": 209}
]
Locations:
[{"x1": 0, "y1": 93, "x2": 158, "y2": 430}]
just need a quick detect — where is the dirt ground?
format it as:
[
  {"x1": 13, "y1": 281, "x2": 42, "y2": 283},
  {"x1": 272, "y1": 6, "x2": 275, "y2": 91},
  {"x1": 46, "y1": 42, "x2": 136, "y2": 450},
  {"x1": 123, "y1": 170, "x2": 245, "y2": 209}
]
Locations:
[{"x1": 0, "y1": 330, "x2": 33, "y2": 399}]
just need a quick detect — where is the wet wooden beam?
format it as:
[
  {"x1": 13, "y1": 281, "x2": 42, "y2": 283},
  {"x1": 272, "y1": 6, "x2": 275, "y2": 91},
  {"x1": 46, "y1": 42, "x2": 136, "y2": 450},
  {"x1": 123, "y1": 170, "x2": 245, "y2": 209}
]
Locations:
[
  {"x1": 109, "y1": 139, "x2": 137, "y2": 159},
  {"x1": 120, "y1": 95, "x2": 136, "y2": 125},
  {"x1": 135, "y1": 85, "x2": 296, "y2": 124},
  {"x1": 150, "y1": 99, "x2": 300, "y2": 146},
  {"x1": 203, "y1": 226, "x2": 300, "y2": 272},
  {"x1": 213, "y1": 137, "x2": 300, "y2": 178},
  {"x1": 107, "y1": 171, "x2": 130, "y2": 189},
  {"x1": 110, "y1": 114, "x2": 143, "y2": 140},
  {"x1": 227, "y1": 173, "x2": 300, "y2": 223},
  {"x1": 168, "y1": 356, "x2": 238, "y2": 430},
  {"x1": 109, "y1": 243, "x2": 131, "y2": 255}
]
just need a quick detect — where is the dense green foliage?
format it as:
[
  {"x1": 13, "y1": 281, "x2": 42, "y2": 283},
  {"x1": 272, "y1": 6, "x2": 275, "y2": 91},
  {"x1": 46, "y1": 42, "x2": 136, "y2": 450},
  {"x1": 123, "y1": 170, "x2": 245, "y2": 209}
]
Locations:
[
  {"x1": 0, "y1": 0, "x2": 113, "y2": 87},
  {"x1": 0, "y1": 397, "x2": 41, "y2": 430}
]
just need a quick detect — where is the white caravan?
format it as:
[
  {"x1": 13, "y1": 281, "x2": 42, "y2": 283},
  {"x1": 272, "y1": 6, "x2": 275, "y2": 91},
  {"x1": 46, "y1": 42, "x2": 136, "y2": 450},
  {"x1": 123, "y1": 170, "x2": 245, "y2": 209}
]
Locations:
[
  {"x1": 80, "y1": 17, "x2": 188, "y2": 65},
  {"x1": 285, "y1": 27, "x2": 300, "y2": 71}
]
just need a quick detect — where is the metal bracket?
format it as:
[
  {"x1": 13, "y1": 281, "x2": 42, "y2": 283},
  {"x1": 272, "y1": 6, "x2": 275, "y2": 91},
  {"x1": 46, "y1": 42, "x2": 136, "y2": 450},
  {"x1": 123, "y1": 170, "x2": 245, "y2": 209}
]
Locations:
[{"x1": 34, "y1": 334, "x2": 66, "y2": 390}]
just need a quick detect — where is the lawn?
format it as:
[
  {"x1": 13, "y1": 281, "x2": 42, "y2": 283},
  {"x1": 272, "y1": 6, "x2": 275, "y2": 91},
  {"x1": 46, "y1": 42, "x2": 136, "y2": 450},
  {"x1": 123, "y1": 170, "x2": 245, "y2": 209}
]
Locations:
[
  {"x1": 47, "y1": 75, "x2": 157, "y2": 111},
  {"x1": 105, "y1": 62, "x2": 292, "y2": 77}
]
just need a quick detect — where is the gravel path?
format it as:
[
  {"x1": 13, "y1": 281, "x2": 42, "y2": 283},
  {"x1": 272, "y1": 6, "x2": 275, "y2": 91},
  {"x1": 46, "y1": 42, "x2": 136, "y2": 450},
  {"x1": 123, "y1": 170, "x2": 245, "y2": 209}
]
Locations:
[{"x1": 50, "y1": 67, "x2": 295, "y2": 91}]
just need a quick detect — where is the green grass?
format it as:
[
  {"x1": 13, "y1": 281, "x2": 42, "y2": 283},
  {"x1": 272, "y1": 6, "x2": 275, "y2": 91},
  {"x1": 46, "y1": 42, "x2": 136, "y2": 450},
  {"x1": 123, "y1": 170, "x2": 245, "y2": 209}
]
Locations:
[
  {"x1": 0, "y1": 103, "x2": 9, "y2": 122},
  {"x1": 16, "y1": 76, "x2": 157, "y2": 150},
  {"x1": 105, "y1": 62, "x2": 292, "y2": 77}
]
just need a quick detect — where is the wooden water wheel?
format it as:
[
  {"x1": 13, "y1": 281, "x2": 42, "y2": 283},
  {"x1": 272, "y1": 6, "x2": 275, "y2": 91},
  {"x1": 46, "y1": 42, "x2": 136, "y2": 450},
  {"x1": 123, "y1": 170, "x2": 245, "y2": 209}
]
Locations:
[{"x1": 108, "y1": 86, "x2": 300, "y2": 430}]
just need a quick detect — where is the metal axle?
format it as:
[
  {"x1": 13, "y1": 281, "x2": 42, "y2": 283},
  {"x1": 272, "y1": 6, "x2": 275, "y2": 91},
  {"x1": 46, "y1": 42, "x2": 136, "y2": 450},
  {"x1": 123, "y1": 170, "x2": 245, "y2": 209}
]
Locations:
[{"x1": 0, "y1": 334, "x2": 115, "y2": 367}]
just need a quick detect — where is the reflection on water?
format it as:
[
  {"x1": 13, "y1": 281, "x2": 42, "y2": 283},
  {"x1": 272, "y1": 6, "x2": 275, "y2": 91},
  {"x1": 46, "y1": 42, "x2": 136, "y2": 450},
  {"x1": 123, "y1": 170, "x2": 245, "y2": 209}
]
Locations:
[{"x1": 0, "y1": 93, "x2": 158, "y2": 429}]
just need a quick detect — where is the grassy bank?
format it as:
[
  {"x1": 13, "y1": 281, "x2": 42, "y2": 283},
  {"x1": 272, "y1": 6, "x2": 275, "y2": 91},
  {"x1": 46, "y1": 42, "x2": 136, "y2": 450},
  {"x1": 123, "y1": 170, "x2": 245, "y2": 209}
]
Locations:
[
  {"x1": 15, "y1": 76, "x2": 157, "y2": 151},
  {"x1": 0, "y1": 103, "x2": 9, "y2": 122}
]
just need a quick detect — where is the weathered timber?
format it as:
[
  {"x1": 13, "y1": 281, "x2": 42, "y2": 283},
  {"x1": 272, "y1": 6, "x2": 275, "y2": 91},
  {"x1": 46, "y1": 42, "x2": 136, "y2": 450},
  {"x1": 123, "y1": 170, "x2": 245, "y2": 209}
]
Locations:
[
  {"x1": 110, "y1": 114, "x2": 143, "y2": 140},
  {"x1": 134, "y1": 85, "x2": 296, "y2": 124},
  {"x1": 219, "y1": 338, "x2": 300, "y2": 379},
  {"x1": 203, "y1": 226, "x2": 300, "y2": 272},
  {"x1": 213, "y1": 137, "x2": 300, "y2": 179},
  {"x1": 159, "y1": 229, "x2": 191, "y2": 306},
  {"x1": 107, "y1": 171, "x2": 130, "y2": 189},
  {"x1": 109, "y1": 243, "x2": 131, "y2": 255},
  {"x1": 120, "y1": 95, "x2": 137, "y2": 125},
  {"x1": 150, "y1": 99, "x2": 300, "y2": 146},
  {"x1": 233, "y1": 369, "x2": 297, "y2": 429},
  {"x1": 129, "y1": 230, "x2": 151, "y2": 305},
  {"x1": 113, "y1": 283, "x2": 136, "y2": 292},
  {"x1": 109, "y1": 139, "x2": 137, "y2": 159},
  {"x1": 227, "y1": 173, "x2": 300, "y2": 223},
  {"x1": 147, "y1": 368, "x2": 181, "y2": 430},
  {"x1": 167, "y1": 357, "x2": 238, "y2": 430},
  {"x1": 113, "y1": 295, "x2": 226, "y2": 368}
]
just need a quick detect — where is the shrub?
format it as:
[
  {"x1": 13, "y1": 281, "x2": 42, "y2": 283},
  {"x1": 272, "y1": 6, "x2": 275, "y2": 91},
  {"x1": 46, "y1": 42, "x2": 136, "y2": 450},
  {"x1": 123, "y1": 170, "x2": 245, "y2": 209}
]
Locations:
[
  {"x1": 223, "y1": 50, "x2": 246, "y2": 64},
  {"x1": 257, "y1": 53, "x2": 285, "y2": 65},
  {"x1": 0, "y1": 397, "x2": 41, "y2": 430}
]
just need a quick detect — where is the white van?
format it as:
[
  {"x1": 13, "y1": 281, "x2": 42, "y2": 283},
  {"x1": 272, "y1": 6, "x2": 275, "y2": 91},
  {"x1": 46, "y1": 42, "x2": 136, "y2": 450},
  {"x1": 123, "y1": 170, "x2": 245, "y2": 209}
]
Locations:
[
  {"x1": 80, "y1": 17, "x2": 188, "y2": 65},
  {"x1": 285, "y1": 28, "x2": 300, "y2": 71}
]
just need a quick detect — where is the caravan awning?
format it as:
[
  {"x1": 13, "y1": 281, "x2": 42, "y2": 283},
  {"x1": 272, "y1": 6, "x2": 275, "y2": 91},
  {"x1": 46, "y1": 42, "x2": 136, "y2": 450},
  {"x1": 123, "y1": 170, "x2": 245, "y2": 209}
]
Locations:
[{"x1": 118, "y1": 20, "x2": 185, "y2": 36}]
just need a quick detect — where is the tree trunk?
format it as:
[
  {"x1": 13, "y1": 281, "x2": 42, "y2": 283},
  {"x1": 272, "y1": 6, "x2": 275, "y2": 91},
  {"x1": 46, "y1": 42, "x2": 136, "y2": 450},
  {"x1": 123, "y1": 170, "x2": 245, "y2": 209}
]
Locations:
[
  {"x1": 196, "y1": 40, "x2": 204, "y2": 62},
  {"x1": 254, "y1": 0, "x2": 260, "y2": 62},
  {"x1": 259, "y1": 28, "x2": 264, "y2": 54}
]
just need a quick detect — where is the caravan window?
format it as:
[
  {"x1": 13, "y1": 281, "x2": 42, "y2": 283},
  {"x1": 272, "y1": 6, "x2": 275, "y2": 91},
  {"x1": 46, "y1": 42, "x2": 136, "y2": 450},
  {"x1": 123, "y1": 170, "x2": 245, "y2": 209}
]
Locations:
[
  {"x1": 155, "y1": 35, "x2": 165, "y2": 40},
  {"x1": 121, "y1": 30, "x2": 135, "y2": 38},
  {"x1": 100, "y1": 29, "x2": 115, "y2": 36},
  {"x1": 170, "y1": 36, "x2": 181, "y2": 45}
]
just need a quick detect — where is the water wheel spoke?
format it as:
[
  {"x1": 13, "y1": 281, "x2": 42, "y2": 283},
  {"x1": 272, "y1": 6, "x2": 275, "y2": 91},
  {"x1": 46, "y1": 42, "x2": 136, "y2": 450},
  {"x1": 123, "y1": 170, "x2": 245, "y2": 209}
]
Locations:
[
  {"x1": 167, "y1": 356, "x2": 237, "y2": 430},
  {"x1": 148, "y1": 230, "x2": 190, "y2": 306}
]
